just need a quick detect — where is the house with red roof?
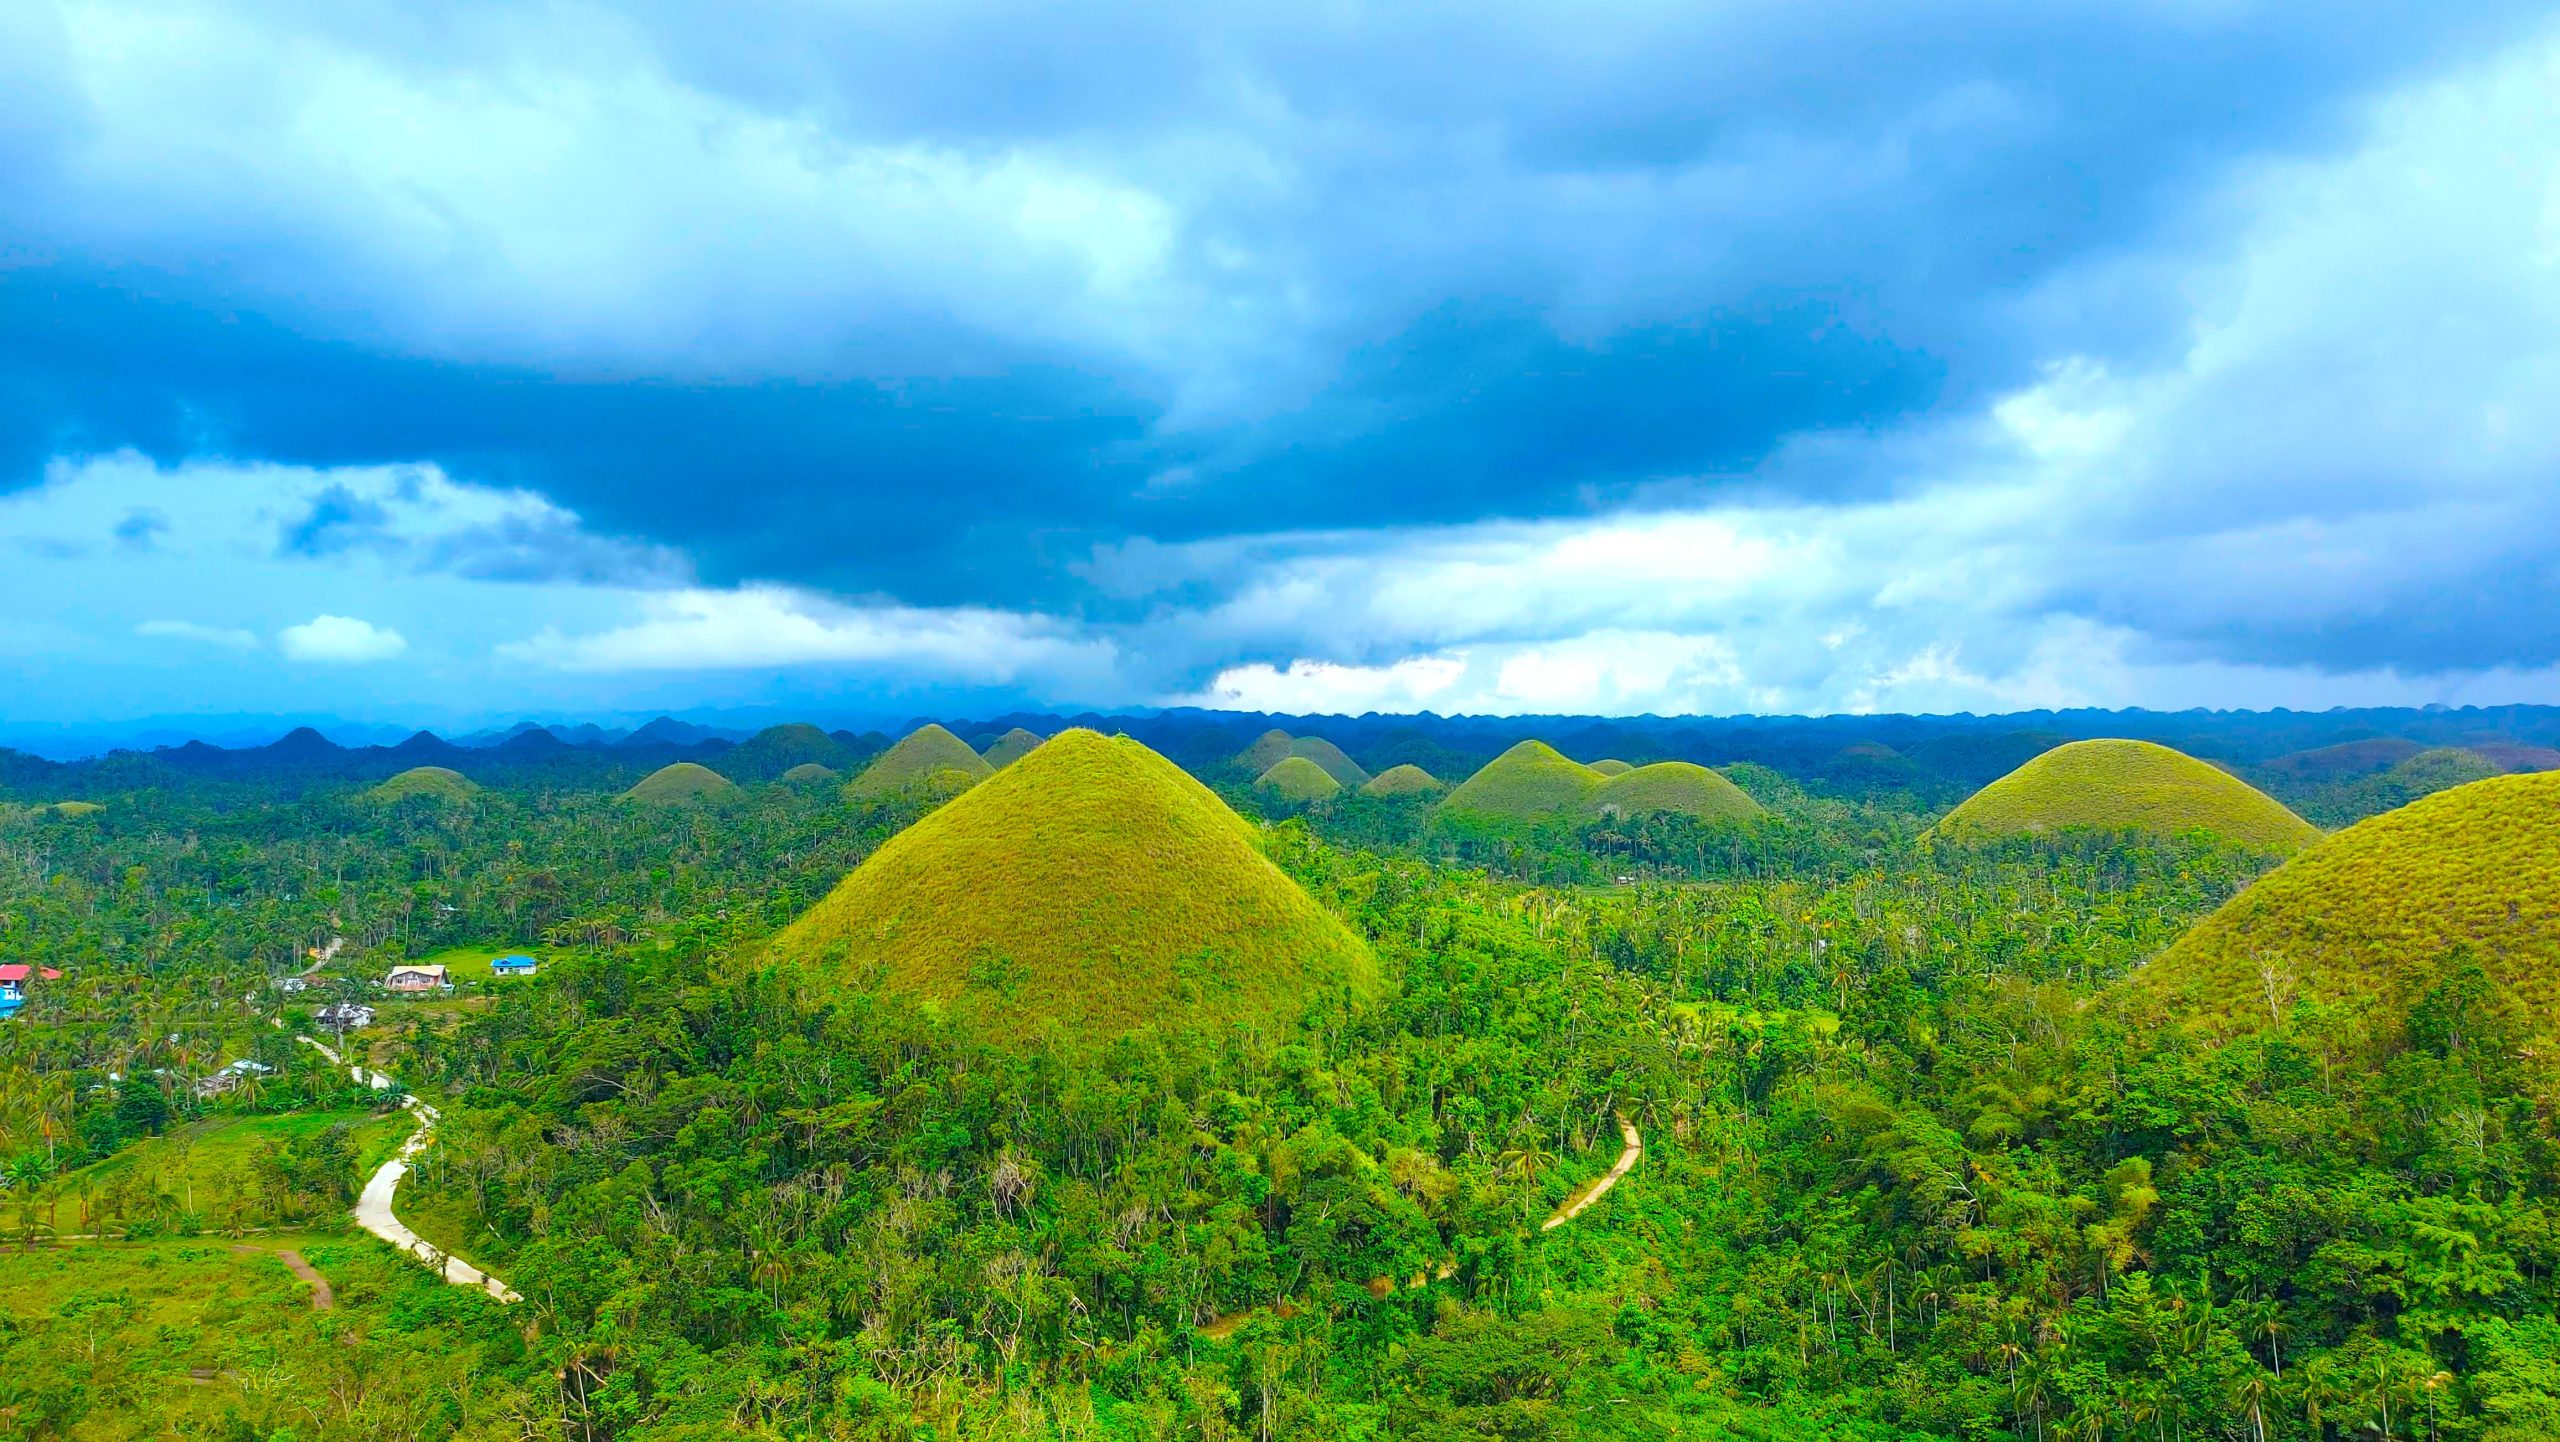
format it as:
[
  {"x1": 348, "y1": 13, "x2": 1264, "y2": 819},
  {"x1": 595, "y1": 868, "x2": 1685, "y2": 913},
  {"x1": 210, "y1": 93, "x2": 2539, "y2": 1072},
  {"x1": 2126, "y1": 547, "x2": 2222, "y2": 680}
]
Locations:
[{"x1": 0, "y1": 963, "x2": 63, "y2": 1017}]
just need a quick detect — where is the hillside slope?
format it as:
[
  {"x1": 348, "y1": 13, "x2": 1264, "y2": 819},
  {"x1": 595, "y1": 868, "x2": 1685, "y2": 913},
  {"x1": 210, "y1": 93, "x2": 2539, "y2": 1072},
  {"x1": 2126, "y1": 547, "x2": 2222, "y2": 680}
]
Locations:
[
  {"x1": 1584, "y1": 762, "x2": 1763, "y2": 823},
  {"x1": 771, "y1": 729, "x2": 1378, "y2": 1036},
  {"x1": 622, "y1": 762, "x2": 742, "y2": 805},
  {"x1": 849, "y1": 724, "x2": 996, "y2": 798},
  {"x1": 1935, "y1": 739, "x2": 2319, "y2": 852},
  {"x1": 2138, "y1": 771, "x2": 2560, "y2": 1029},
  {"x1": 1258, "y1": 755, "x2": 1342, "y2": 803},
  {"x1": 1361, "y1": 764, "x2": 1444, "y2": 796},
  {"x1": 365, "y1": 766, "x2": 478, "y2": 804},
  {"x1": 1441, "y1": 741, "x2": 1602, "y2": 820}
]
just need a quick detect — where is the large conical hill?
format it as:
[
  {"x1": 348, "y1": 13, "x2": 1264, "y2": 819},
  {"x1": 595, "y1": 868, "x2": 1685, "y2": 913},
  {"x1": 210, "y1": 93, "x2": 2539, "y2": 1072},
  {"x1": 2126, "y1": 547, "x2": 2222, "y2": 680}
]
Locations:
[
  {"x1": 1362, "y1": 764, "x2": 1444, "y2": 797},
  {"x1": 850, "y1": 724, "x2": 995, "y2": 798},
  {"x1": 1258, "y1": 756, "x2": 1342, "y2": 803},
  {"x1": 1933, "y1": 739, "x2": 2319, "y2": 853},
  {"x1": 1286, "y1": 737, "x2": 1369, "y2": 788},
  {"x1": 770, "y1": 729, "x2": 1378, "y2": 1037},
  {"x1": 365, "y1": 766, "x2": 479, "y2": 805},
  {"x1": 2136, "y1": 772, "x2": 2560, "y2": 1032},
  {"x1": 1584, "y1": 763, "x2": 1762, "y2": 823},
  {"x1": 1440, "y1": 741, "x2": 1603, "y2": 820},
  {"x1": 778, "y1": 763, "x2": 840, "y2": 785},
  {"x1": 983, "y1": 728, "x2": 1044, "y2": 769},
  {"x1": 623, "y1": 762, "x2": 743, "y2": 805},
  {"x1": 1237, "y1": 729, "x2": 1297, "y2": 774}
]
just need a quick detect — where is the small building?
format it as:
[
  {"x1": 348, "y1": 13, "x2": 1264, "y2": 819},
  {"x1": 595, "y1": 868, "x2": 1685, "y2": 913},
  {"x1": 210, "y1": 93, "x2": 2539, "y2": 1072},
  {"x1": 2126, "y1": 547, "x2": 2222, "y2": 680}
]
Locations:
[
  {"x1": 314, "y1": 1001, "x2": 376, "y2": 1030},
  {"x1": 0, "y1": 963, "x2": 63, "y2": 1001},
  {"x1": 192, "y1": 1058, "x2": 278, "y2": 1099},
  {"x1": 276, "y1": 975, "x2": 311, "y2": 994},
  {"x1": 489, "y1": 954, "x2": 540, "y2": 977},
  {"x1": 382, "y1": 964, "x2": 453, "y2": 993}
]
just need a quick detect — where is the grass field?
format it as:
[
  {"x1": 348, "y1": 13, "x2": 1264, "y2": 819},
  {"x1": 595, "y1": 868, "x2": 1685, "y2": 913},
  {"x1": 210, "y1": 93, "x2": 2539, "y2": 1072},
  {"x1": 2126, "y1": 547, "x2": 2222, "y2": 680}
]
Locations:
[
  {"x1": 403, "y1": 944, "x2": 547, "y2": 982},
  {"x1": 39, "y1": 1109, "x2": 412, "y2": 1237},
  {"x1": 772, "y1": 728, "x2": 1378, "y2": 1038},
  {"x1": 364, "y1": 765, "x2": 478, "y2": 804},
  {"x1": 0, "y1": 1232, "x2": 519, "y2": 1438}
]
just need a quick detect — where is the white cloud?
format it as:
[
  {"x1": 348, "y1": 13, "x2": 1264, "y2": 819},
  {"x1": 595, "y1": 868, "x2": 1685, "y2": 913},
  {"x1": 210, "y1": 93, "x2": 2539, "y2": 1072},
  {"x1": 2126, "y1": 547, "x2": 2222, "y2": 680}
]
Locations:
[
  {"x1": 497, "y1": 586, "x2": 1119, "y2": 692},
  {"x1": 135, "y1": 619, "x2": 257, "y2": 650},
  {"x1": 278, "y1": 615, "x2": 409, "y2": 663}
]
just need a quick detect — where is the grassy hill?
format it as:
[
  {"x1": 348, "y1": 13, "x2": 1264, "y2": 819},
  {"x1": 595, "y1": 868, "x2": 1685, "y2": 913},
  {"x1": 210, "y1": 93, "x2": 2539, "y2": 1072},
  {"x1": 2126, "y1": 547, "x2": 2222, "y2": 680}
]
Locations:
[
  {"x1": 2137, "y1": 771, "x2": 2560, "y2": 1031},
  {"x1": 364, "y1": 765, "x2": 478, "y2": 804},
  {"x1": 983, "y1": 728, "x2": 1044, "y2": 769},
  {"x1": 45, "y1": 800, "x2": 105, "y2": 817},
  {"x1": 2259, "y1": 737, "x2": 2424, "y2": 781},
  {"x1": 849, "y1": 724, "x2": 996, "y2": 799},
  {"x1": 1441, "y1": 741, "x2": 1603, "y2": 820},
  {"x1": 622, "y1": 762, "x2": 743, "y2": 805},
  {"x1": 1588, "y1": 759, "x2": 1634, "y2": 776},
  {"x1": 2268, "y1": 746, "x2": 2507, "y2": 828},
  {"x1": 1237, "y1": 729, "x2": 1297, "y2": 774},
  {"x1": 778, "y1": 762, "x2": 841, "y2": 785},
  {"x1": 1286, "y1": 737, "x2": 1370, "y2": 789},
  {"x1": 1584, "y1": 762, "x2": 1763, "y2": 823},
  {"x1": 717, "y1": 723, "x2": 857, "y2": 782},
  {"x1": 770, "y1": 729, "x2": 1378, "y2": 1037},
  {"x1": 1934, "y1": 739, "x2": 2320, "y2": 852},
  {"x1": 1257, "y1": 755, "x2": 1342, "y2": 803},
  {"x1": 1361, "y1": 764, "x2": 1444, "y2": 796}
]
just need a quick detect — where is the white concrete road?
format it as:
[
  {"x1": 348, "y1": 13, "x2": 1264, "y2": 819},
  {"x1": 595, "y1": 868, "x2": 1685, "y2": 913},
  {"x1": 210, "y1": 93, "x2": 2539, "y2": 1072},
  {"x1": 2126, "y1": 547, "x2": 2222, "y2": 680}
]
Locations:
[{"x1": 298, "y1": 1034, "x2": 519, "y2": 1303}]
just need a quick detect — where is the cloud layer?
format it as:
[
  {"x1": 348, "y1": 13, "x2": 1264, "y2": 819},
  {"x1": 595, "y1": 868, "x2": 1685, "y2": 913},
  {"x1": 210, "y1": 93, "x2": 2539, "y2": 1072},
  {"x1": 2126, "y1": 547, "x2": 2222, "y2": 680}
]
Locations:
[{"x1": 2, "y1": 3, "x2": 2557, "y2": 724}]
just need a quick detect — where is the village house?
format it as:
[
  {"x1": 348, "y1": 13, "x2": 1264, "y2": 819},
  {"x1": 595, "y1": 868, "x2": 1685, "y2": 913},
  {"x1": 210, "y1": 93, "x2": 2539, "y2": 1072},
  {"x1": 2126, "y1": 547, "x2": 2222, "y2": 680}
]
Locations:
[
  {"x1": 313, "y1": 1001, "x2": 376, "y2": 1030},
  {"x1": 490, "y1": 954, "x2": 540, "y2": 977},
  {"x1": 382, "y1": 963, "x2": 454, "y2": 993},
  {"x1": 193, "y1": 1058, "x2": 277, "y2": 1099},
  {"x1": 0, "y1": 963, "x2": 63, "y2": 1019}
]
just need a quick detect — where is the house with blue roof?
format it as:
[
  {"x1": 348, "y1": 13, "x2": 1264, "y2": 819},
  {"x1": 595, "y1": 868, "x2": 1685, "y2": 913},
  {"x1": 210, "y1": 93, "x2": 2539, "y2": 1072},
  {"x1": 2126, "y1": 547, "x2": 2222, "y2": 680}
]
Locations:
[{"x1": 490, "y1": 954, "x2": 540, "y2": 977}]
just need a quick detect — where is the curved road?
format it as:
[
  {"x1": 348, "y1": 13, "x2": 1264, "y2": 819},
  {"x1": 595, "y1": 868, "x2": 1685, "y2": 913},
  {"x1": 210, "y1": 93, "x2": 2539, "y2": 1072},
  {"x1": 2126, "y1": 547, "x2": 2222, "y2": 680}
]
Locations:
[{"x1": 297, "y1": 1036, "x2": 519, "y2": 1304}]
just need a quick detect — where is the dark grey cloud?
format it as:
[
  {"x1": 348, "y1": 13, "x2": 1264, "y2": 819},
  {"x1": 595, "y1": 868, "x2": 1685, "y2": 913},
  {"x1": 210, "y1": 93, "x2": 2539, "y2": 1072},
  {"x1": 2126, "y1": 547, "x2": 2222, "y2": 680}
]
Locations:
[{"x1": 2, "y1": 0, "x2": 2557, "y2": 709}]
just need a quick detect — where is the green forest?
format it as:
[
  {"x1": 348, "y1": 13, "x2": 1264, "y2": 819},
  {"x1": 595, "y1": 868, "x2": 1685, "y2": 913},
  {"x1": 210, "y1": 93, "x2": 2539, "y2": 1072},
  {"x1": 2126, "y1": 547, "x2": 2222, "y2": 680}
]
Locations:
[{"x1": 2, "y1": 714, "x2": 2556, "y2": 1442}]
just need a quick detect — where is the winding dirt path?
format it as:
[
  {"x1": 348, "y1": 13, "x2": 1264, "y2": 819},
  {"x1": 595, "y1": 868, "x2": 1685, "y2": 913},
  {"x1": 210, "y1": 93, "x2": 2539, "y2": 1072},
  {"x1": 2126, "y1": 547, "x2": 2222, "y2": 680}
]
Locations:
[
  {"x1": 1201, "y1": 1113, "x2": 1643, "y2": 1338},
  {"x1": 297, "y1": 1035, "x2": 520, "y2": 1304},
  {"x1": 234, "y1": 1243, "x2": 333, "y2": 1309},
  {"x1": 1540, "y1": 1113, "x2": 1644, "y2": 1231}
]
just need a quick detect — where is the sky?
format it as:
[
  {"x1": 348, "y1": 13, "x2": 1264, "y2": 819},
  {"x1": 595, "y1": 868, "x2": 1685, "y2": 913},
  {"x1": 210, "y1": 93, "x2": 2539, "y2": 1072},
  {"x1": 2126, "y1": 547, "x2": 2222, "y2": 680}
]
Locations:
[{"x1": 6, "y1": 1, "x2": 2560, "y2": 736}]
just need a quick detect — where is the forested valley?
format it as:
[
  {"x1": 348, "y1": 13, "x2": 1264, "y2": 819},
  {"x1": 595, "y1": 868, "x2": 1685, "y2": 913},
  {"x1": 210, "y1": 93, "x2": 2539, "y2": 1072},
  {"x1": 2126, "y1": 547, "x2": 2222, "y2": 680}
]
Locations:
[{"x1": 2, "y1": 712, "x2": 2555, "y2": 1441}]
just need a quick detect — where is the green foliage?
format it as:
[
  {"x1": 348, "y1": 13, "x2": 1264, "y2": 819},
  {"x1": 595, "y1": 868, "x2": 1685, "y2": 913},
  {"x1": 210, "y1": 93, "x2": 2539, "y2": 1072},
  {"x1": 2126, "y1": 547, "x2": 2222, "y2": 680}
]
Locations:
[
  {"x1": 1257, "y1": 755, "x2": 1343, "y2": 803},
  {"x1": 1586, "y1": 761, "x2": 1764, "y2": 823},
  {"x1": 620, "y1": 761, "x2": 743, "y2": 805},
  {"x1": 772, "y1": 729, "x2": 1379, "y2": 1037},
  {"x1": 848, "y1": 723, "x2": 995, "y2": 798},
  {"x1": 2141, "y1": 769, "x2": 2560, "y2": 1032},
  {"x1": 1936, "y1": 738, "x2": 2321, "y2": 852},
  {"x1": 1362, "y1": 763, "x2": 1445, "y2": 796},
  {"x1": 2269, "y1": 745, "x2": 2507, "y2": 828},
  {"x1": 1442, "y1": 739, "x2": 1606, "y2": 820}
]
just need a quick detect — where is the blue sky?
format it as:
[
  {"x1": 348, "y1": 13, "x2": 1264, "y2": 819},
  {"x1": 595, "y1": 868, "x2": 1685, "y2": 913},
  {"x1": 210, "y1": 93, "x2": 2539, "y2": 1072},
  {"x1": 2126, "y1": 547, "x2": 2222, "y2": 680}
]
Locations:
[{"x1": 6, "y1": 1, "x2": 2560, "y2": 730}]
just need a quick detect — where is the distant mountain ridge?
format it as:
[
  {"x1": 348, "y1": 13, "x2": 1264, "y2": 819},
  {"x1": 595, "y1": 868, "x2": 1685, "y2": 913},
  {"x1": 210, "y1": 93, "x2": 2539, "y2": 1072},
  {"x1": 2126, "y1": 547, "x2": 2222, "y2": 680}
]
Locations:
[{"x1": 6, "y1": 705, "x2": 2559, "y2": 815}]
